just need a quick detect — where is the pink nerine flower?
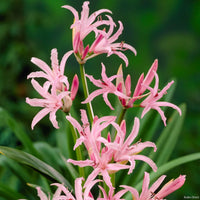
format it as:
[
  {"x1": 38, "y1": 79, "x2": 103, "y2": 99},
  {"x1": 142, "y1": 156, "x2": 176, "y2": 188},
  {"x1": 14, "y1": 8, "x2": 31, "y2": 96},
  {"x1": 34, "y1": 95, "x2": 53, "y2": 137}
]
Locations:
[
  {"x1": 36, "y1": 177, "x2": 97, "y2": 200},
  {"x1": 116, "y1": 59, "x2": 158, "y2": 108},
  {"x1": 26, "y1": 79, "x2": 70, "y2": 129},
  {"x1": 67, "y1": 111, "x2": 157, "y2": 190},
  {"x1": 99, "y1": 117, "x2": 157, "y2": 174},
  {"x1": 116, "y1": 59, "x2": 182, "y2": 126},
  {"x1": 63, "y1": 1, "x2": 136, "y2": 65},
  {"x1": 66, "y1": 110, "x2": 129, "y2": 190},
  {"x1": 26, "y1": 49, "x2": 79, "y2": 129},
  {"x1": 124, "y1": 172, "x2": 186, "y2": 200},
  {"x1": 82, "y1": 63, "x2": 128, "y2": 110}
]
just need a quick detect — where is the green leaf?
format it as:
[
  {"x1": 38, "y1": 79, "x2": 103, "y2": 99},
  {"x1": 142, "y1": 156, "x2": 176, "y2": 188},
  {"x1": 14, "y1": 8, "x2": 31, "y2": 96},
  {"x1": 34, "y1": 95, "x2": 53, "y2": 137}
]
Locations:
[
  {"x1": 0, "y1": 107, "x2": 39, "y2": 157},
  {"x1": 0, "y1": 183, "x2": 25, "y2": 200},
  {"x1": 0, "y1": 146, "x2": 72, "y2": 190}
]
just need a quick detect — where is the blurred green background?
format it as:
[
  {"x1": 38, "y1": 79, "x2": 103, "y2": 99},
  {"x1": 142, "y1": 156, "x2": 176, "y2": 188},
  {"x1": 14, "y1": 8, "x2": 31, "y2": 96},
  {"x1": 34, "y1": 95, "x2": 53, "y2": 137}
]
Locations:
[{"x1": 0, "y1": 0, "x2": 199, "y2": 199}]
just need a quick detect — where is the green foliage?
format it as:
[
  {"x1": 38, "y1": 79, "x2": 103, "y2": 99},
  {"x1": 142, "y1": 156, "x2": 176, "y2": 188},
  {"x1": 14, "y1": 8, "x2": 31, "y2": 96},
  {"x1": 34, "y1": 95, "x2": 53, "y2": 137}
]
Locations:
[{"x1": 0, "y1": 0, "x2": 199, "y2": 199}]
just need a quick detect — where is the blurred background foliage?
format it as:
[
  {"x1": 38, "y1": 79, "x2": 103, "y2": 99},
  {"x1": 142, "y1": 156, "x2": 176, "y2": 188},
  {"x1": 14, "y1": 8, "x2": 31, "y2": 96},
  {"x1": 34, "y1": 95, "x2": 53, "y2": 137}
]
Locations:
[{"x1": 0, "y1": 0, "x2": 199, "y2": 199}]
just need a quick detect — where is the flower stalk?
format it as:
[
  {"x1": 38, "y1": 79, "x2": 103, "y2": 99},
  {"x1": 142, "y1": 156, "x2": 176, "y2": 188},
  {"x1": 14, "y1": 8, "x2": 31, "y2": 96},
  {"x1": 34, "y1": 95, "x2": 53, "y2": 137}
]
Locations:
[{"x1": 80, "y1": 63, "x2": 94, "y2": 123}]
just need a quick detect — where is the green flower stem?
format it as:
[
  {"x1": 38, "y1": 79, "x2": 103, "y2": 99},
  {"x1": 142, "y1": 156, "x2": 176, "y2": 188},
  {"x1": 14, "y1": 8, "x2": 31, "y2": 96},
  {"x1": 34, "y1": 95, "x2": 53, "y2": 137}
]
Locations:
[
  {"x1": 69, "y1": 122, "x2": 85, "y2": 179},
  {"x1": 116, "y1": 107, "x2": 127, "y2": 125},
  {"x1": 80, "y1": 64, "x2": 94, "y2": 123}
]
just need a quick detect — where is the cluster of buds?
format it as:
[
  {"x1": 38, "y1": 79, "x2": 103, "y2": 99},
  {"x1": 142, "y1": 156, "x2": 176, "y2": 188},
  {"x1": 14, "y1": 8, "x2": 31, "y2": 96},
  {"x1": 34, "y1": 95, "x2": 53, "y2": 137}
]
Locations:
[{"x1": 26, "y1": 1, "x2": 186, "y2": 200}]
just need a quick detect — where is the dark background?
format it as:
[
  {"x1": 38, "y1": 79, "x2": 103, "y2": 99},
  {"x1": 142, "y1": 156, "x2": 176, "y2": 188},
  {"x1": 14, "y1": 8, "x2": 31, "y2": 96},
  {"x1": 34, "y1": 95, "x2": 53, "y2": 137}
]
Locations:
[{"x1": 0, "y1": 0, "x2": 199, "y2": 199}]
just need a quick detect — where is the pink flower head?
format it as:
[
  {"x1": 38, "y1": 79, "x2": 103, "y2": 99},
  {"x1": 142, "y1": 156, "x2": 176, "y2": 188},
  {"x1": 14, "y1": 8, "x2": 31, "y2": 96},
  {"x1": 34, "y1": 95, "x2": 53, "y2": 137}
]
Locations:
[
  {"x1": 63, "y1": 1, "x2": 136, "y2": 65},
  {"x1": 116, "y1": 59, "x2": 158, "y2": 108},
  {"x1": 26, "y1": 49, "x2": 79, "y2": 129},
  {"x1": 28, "y1": 49, "x2": 74, "y2": 92},
  {"x1": 88, "y1": 20, "x2": 137, "y2": 67},
  {"x1": 36, "y1": 177, "x2": 97, "y2": 200},
  {"x1": 140, "y1": 70, "x2": 182, "y2": 126},
  {"x1": 126, "y1": 172, "x2": 186, "y2": 200},
  {"x1": 66, "y1": 110, "x2": 130, "y2": 190},
  {"x1": 82, "y1": 63, "x2": 128, "y2": 110},
  {"x1": 100, "y1": 117, "x2": 157, "y2": 175},
  {"x1": 26, "y1": 79, "x2": 70, "y2": 129}
]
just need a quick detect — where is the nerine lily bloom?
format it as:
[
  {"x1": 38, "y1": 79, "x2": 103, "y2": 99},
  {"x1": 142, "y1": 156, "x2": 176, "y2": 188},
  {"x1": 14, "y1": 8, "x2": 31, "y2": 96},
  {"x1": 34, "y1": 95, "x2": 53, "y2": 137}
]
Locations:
[
  {"x1": 123, "y1": 172, "x2": 186, "y2": 200},
  {"x1": 26, "y1": 79, "x2": 70, "y2": 129},
  {"x1": 82, "y1": 63, "x2": 129, "y2": 110},
  {"x1": 116, "y1": 59, "x2": 181, "y2": 126},
  {"x1": 88, "y1": 20, "x2": 137, "y2": 67},
  {"x1": 98, "y1": 117, "x2": 157, "y2": 175},
  {"x1": 28, "y1": 49, "x2": 74, "y2": 92},
  {"x1": 140, "y1": 71, "x2": 182, "y2": 126},
  {"x1": 36, "y1": 177, "x2": 97, "y2": 200},
  {"x1": 116, "y1": 59, "x2": 158, "y2": 108},
  {"x1": 66, "y1": 110, "x2": 130, "y2": 190},
  {"x1": 63, "y1": 1, "x2": 136, "y2": 65}
]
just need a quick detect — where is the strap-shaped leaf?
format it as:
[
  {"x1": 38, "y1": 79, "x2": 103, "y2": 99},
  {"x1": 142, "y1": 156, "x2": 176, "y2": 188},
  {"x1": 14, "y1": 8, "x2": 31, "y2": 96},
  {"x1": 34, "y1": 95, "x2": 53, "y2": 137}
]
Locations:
[
  {"x1": 0, "y1": 183, "x2": 26, "y2": 200},
  {"x1": 0, "y1": 107, "x2": 39, "y2": 157},
  {"x1": 0, "y1": 146, "x2": 72, "y2": 190}
]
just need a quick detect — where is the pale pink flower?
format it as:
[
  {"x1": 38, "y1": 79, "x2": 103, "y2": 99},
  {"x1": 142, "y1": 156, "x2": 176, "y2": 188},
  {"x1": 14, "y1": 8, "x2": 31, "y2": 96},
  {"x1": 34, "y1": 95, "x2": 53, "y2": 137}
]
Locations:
[
  {"x1": 66, "y1": 111, "x2": 156, "y2": 190},
  {"x1": 140, "y1": 71, "x2": 182, "y2": 126},
  {"x1": 99, "y1": 117, "x2": 157, "y2": 175},
  {"x1": 28, "y1": 49, "x2": 74, "y2": 92},
  {"x1": 36, "y1": 177, "x2": 97, "y2": 200},
  {"x1": 66, "y1": 110, "x2": 129, "y2": 190},
  {"x1": 124, "y1": 172, "x2": 186, "y2": 200},
  {"x1": 88, "y1": 20, "x2": 137, "y2": 66},
  {"x1": 26, "y1": 79, "x2": 70, "y2": 129},
  {"x1": 116, "y1": 59, "x2": 181, "y2": 125},
  {"x1": 82, "y1": 63, "x2": 128, "y2": 110},
  {"x1": 26, "y1": 49, "x2": 79, "y2": 128},
  {"x1": 63, "y1": 1, "x2": 136, "y2": 65},
  {"x1": 116, "y1": 59, "x2": 158, "y2": 108}
]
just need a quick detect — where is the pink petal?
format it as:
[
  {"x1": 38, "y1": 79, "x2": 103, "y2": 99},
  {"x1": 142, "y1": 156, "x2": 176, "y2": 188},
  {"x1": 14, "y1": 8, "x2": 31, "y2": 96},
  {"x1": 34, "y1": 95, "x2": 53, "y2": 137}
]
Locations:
[
  {"x1": 60, "y1": 50, "x2": 74, "y2": 75},
  {"x1": 103, "y1": 92, "x2": 114, "y2": 110},
  {"x1": 75, "y1": 177, "x2": 84, "y2": 200},
  {"x1": 108, "y1": 21, "x2": 123, "y2": 43},
  {"x1": 62, "y1": 5, "x2": 79, "y2": 22},
  {"x1": 149, "y1": 175, "x2": 166, "y2": 193},
  {"x1": 50, "y1": 48, "x2": 59, "y2": 72},
  {"x1": 36, "y1": 187, "x2": 48, "y2": 200},
  {"x1": 27, "y1": 71, "x2": 49, "y2": 80},
  {"x1": 67, "y1": 159, "x2": 93, "y2": 167},
  {"x1": 70, "y1": 74, "x2": 79, "y2": 100},
  {"x1": 140, "y1": 59, "x2": 158, "y2": 94},
  {"x1": 123, "y1": 117, "x2": 140, "y2": 147},
  {"x1": 49, "y1": 110, "x2": 59, "y2": 129},
  {"x1": 140, "y1": 172, "x2": 150, "y2": 200},
  {"x1": 133, "y1": 155, "x2": 157, "y2": 172},
  {"x1": 31, "y1": 108, "x2": 50, "y2": 129},
  {"x1": 31, "y1": 57, "x2": 53, "y2": 77},
  {"x1": 112, "y1": 50, "x2": 129, "y2": 67},
  {"x1": 66, "y1": 115, "x2": 83, "y2": 133}
]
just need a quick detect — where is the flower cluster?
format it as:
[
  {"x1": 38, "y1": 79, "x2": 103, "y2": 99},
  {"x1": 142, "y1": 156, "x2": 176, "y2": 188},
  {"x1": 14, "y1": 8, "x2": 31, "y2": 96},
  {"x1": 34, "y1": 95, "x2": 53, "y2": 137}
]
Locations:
[{"x1": 26, "y1": 1, "x2": 186, "y2": 200}]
